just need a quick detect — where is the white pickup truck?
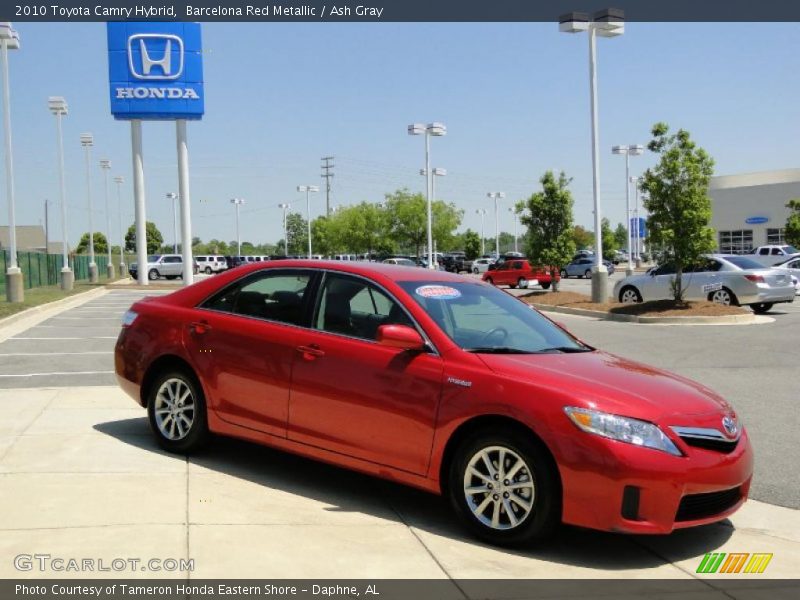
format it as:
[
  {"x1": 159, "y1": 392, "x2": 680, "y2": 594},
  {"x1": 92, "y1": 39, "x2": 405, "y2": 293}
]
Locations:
[{"x1": 747, "y1": 245, "x2": 800, "y2": 267}]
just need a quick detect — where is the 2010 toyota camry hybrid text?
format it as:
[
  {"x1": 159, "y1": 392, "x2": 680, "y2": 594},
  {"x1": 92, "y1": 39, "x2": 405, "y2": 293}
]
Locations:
[{"x1": 115, "y1": 260, "x2": 753, "y2": 546}]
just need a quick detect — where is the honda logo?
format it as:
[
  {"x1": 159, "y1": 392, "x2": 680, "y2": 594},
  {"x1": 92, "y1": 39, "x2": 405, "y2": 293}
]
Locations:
[{"x1": 127, "y1": 34, "x2": 184, "y2": 80}]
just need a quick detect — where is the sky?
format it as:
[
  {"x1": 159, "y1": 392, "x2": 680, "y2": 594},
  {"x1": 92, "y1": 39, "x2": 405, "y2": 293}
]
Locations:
[{"x1": 1, "y1": 21, "x2": 799, "y2": 249}]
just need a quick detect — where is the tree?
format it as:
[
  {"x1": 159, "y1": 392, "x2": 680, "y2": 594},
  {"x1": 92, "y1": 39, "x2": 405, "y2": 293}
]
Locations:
[
  {"x1": 124, "y1": 221, "x2": 163, "y2": 254},
  {"x1": 75, "y1": 232, "x2": 108, "y2": 255},
  {"x1": 571, "y1": 225, "x2": 594, "y2": 250},
  {"x1": 640, "y1": 122, "x2": 716, "y2": 303},
  {"x1": 600, "y1": 218, "x2": 618, "y2": 261},
  {"x1": 384, "y1": 189, "x2": 462, "y2": 258},
  {"x1": 520, "y1": 171, "x2": 575, "y2": 292},
  {"x1": 285, "y1": 212, "x2": 308, "y2": 256},
  {"x1": 463, "y1": 229, "x2": 481, "y2": 260},
  {"x1": 613, "y1": 223, "x2": 628, "y2": 251},
  {"x1": 785, "y1": 199, "x2": 800, "y2": 248}
]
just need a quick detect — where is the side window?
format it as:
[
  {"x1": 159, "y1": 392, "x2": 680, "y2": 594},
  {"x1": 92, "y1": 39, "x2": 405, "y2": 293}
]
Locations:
[
  {"x1": 512, "y1": 261, "x2": 523, "y2": 269},
  {"x1": 165, "y1": 256, "x2": 182, "y2": 264},
  {"x1": 315, "y1": 275, "x2": 411, "y2": 341},
  {"x1": 759, "y1": 248, "x2": 770, "y2": 255},
  {"x1": 201, "y1": 272, "x2": 311, "y2": 326},
  {"x1": 771, "y1": 248, "x2": 783, "y2": 255}
]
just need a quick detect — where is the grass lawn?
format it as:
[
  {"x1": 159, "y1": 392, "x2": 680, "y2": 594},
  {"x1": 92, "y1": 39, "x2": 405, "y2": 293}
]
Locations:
[{"x1": 0, "y1": 281, "x2": 108, "y2": 320}]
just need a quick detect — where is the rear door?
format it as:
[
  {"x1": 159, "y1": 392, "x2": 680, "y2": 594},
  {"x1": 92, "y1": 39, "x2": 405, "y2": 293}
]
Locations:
[{"x1": 187, "y1": 269, "x2": 318, "y2": 436}]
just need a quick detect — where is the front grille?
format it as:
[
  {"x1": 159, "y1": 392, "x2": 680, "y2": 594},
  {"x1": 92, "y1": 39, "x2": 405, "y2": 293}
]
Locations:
[
  {"x1": 679, "y1": 436, "x2": 738, "y2": 454},
  {"x1": 675, "y1": 487, "x2": 742, "y2": 522}
]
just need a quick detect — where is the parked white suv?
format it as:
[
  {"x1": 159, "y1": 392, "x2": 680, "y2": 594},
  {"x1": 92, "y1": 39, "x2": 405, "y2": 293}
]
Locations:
[
  {"x1": 747, "y1": 245, "x2": 800, "y2": 267},
  {"x1": 129, "y1": 254, "x2": 196, "y2": 281},
  {"x1": 196, "y1": 255, "x2": 227, "y2": 274}
]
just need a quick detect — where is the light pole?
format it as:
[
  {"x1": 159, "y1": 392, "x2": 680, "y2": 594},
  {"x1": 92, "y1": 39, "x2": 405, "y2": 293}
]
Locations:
[
  {"x1": 0, "y1": 22, "x2": 21, "y2": 302},
  {"x1": 278, "y1": 203, "x2": 290, "y2": 256},
  {"x1": 630, "y1": 175, "x2": 642, "y2": 266},
  {"x1": 475, "y1": 208, "x2": 487, "y2": 256},
  {"x1": 80, "y1": 133, "x2": 98, "y2": 283},
  {"x1": 612, "y1": 144, "x2": 643, "y2": 276},
  {"x1": 408, "y1": 122, "x2": 446, "y2": 269},
  {"x1": 560, "y1": 8, "x2": 624, "y2": 303},
  {"x1": 420, "y1": 167, "x2": 447, "y2": 203},
  {"x1": 99, "y1": 159, "x2": 114, "y2": 279},
  {"x1": 230, "y1": 198, "x2": 245, "y2": 256},
  {"x1": 166, "y1": 192, "x2": 178, "y2": 253},
  {"x1": 48, "y1": 96, "x2": 72, "y2": 290},
  {"x1": 508, "y1": 207, "x2": 519, "y2": 253},
  {"x1": 487, "y1": 192, "x2": 505, "y2": 258},
  {"x1": 296, "y1": 185, "x2": 318, "y2": 258},
  {"x1": 113, "y1": 175, "x2": 126, "y2": 276}
]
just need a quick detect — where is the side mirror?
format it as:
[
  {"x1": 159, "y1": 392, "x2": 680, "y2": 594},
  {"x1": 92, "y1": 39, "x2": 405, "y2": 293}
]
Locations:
[{"x1": 376, "y1": 324, "x2": 425, "y2": 351}]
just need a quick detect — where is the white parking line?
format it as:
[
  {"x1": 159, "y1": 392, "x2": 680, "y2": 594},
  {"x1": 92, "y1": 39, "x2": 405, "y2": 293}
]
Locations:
[
  {"x1": 0, "y1": 352, "x2": 111, "y2": 356},
  {"x1": 0, "y1": 371, "x2": 114, "y2": 378},
  {"x1": 9, "y1": 336, "x2": 118, "y2": 340},
  {"x1": 46, "y1": 317, "x2": 122, "y2": 320}
]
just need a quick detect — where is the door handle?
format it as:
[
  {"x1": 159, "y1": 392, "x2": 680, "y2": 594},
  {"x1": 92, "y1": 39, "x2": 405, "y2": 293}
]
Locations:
[
  {"x1": 189, "y1": 321, "x2": 211, "y2": 335},
  {"x1": 297, "y1": 344, "x2": 325, "y2": 360}
]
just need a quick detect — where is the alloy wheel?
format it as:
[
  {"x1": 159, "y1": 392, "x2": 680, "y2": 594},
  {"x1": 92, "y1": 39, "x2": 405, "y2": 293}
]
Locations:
[
  {"x1": 621, "y1": 288, "x2": 640, "y2": 303},
  {"x1": 463, "y1": 445, "x2": 536, "y2": 530},
  {"x1": 711, "y1": 289, "x2": 732, "y2": 305},
  {"x1": 154, "y1": 377, "x2": 196, "y2": 441}
]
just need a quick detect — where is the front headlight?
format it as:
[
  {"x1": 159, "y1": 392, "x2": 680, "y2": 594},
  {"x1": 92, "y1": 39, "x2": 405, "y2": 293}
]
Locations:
[{"x1": 564, "y1": 407, "x2": 682, "y2": 456}]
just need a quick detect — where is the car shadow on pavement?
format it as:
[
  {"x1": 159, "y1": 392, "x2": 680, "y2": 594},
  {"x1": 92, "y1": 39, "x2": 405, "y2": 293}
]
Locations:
[{"x1": 94, "y1": 417, "x2": 734, "y2": 571}]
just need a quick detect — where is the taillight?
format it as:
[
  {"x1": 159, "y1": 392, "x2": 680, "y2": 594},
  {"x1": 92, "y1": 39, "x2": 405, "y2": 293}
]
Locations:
[{"x1": 744, "y1": 274, "x2": 764, "y2": 283}]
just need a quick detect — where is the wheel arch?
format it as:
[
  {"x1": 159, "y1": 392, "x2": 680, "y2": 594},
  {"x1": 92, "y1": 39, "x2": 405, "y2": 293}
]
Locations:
[
  {"x1": 438, "y1": 414, "x2": 562, "y2": 503},
  {"x1": 140, "y1": 354, "x2": 200, "y2": 407}
]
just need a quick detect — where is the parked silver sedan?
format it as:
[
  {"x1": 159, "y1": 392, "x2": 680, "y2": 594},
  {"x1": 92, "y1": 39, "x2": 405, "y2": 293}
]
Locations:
[
  {"x1": 772, "y1": 255, "x2": 800, "y2": 295},
  {"x1": 612, "y1": 254, "x2": 795, "y2": 314}
]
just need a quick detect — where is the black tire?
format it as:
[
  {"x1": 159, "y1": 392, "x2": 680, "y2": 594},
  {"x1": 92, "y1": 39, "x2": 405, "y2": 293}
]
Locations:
[
  {"x1": 540, "y1": 282, "x2": 551, "y2": 290},
  {"x1": 584, "y1": 269, "x2": 592, "y2": 279},
  {"x1": 473, "y1": 268, "x2": 479, "y2": 275},
  {"x1": 751, "y1": 302, "x2": 773, "y2": 314},
  {"x1": 560, "y1": 269, "x2": 568, "y2": 279},
  {"x1": 148, "y1": 269, "x2": 159, "y2": 281},
  {"x1": 517, "y1": 277, "x2": 528, "y2": 289},
  {"x1": 204, "y1": 266, "x2": 212, "y2": 275},
  {"x1": 448, "y1": 428, "x2": 560, "y2": 546},
  {"x1": 147, "y1": 368, "x2": 209, "y2": 454},
  {"x1": 709, "y1": 287, "x2": 739, "y2": 307},
  {"x1": 619, "y1": 286, "x2": 642, "y2": 304},
  {"x1": 485, "y1": 277, "x2": 494, "y2": 285}
]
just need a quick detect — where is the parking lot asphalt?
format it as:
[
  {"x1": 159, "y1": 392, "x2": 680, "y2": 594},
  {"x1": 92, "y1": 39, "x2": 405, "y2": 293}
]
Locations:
[{"x1": 0, "y1": 282, "x2": 798, "y2": 582}]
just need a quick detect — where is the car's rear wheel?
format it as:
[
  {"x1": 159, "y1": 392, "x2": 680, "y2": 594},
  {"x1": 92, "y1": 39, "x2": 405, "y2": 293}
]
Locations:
[
  {"x1": 710, "y1": 287, "x2": 739, "y2": 306},
  {"x1": 448, "y1": 429, "x2": 560, "y2": 545},
  {"x1": 619, "y1": 286, "x2": 642, "y2": 303},
  {"x1": 584, "y1": 269, "x2": 592, "y2": 279},
  {"x1": 751, "y1": 302, "x2": 773, "y2": 314},
  {"x1": 204, "y1": 266, "x2": 212, "y2": 274},
  {"x1": 517, "y1": 277, "x2": 528, "y2": 289},
  {"x1": 148, "y1": 269, "x2": 159, "y2": 281},
  {"x1": 147, "y1": 370, "x2": 209, "y2": 454},
  {"x1": 540, "y1": 282, "x2": 551, "y2": 290},
  {"x1": 473, "y1": 268, "x2": 479, "y2": 274}
]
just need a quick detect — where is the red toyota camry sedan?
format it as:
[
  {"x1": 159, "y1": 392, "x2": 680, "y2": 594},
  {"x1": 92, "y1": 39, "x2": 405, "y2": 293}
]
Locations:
[{"x1": 115, "y1": 260, "x2": 753, "y2": 545}]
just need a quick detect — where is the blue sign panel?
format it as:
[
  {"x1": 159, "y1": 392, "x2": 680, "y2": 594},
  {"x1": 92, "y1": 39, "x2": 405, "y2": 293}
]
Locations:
[
  {"x1": 630, "y1": 217, "x2": 647, "y2": 238},
  {"x1": 745, "y1": 216, "x2": 769, "y2": 225},
  {"x1": 107, "y1": 22, "x2": 204, "y2": 120}
]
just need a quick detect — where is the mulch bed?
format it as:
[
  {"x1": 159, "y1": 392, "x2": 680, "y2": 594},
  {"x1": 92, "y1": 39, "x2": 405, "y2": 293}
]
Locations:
[{"x1": 521, "y1": 291, "x2": 748, "y2": 317}]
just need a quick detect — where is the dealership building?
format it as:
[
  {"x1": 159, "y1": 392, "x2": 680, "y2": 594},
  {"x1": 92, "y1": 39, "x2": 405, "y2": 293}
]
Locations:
[{"x1": 709, "y1": 168, "x2": 799, "y2": 254}]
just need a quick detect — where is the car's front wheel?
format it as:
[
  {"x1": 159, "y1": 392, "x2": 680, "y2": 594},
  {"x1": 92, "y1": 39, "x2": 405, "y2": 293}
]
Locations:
[
  {"x1": 148, "y1": 269, "x2": 159, "y2": 281},
  {"x1": 448, "y1": 430, "x2": 560, "y2": 546},
  {"x1": 619, "y1": 286, "x2": 642, "y2": 303},
  {"x1": 473, "y1": 268, "x2": 479, "y2": 274},
  {"x1": 584, "y1": 269, "x2": 592, "y2": 279},
  {"x1": 485, "y1": 277, "x2": 494, "y2": 285},
  {"x1": 147, "y1": 369, "x2": 209, "y2": 454},
  {"x1": 560, "y1": 269, "x2": 568, "y2": 279}
]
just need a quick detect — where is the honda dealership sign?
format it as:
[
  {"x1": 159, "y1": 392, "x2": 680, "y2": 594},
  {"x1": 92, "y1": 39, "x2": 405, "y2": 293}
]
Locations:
[{"x1": 107, "y1": 22, "x2": 204, "y2": 120}]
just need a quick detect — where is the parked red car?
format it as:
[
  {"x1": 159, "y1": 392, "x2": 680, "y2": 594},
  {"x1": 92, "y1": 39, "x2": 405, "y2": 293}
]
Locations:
[
  {"x1": 116, "y1": 261, "x2": 752, "y2": 545},
  {"x1": 482, "y1": 259, "x2": 559, "y2": 289}
]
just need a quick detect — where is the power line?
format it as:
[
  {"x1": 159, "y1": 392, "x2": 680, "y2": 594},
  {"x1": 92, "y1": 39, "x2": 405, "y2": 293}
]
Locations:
[{"x1": 321, "y1": 156, "x2": 335, "y2": 216}]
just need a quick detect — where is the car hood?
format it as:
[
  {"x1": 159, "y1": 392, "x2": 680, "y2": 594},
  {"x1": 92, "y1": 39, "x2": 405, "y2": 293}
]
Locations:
[{"x1": 477, "y1": 350, "x2": 731, "y2": 420}]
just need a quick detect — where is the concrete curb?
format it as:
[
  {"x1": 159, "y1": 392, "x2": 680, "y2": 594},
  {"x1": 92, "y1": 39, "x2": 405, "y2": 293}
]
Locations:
[
  {"x1": 0, "y1": 287, "x2": 111, "y2": 343},
  {"x1": 529, "y1": 303, "x2": 757, "y2": 325}
]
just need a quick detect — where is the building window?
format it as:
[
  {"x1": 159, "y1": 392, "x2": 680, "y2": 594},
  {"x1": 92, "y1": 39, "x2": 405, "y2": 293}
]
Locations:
[
  {"x1": 718, "y1": 230, "x2": 753, "y2": 254},
  {"x1": 766, "y1": 228, "x2": 785, "y2": 244}
]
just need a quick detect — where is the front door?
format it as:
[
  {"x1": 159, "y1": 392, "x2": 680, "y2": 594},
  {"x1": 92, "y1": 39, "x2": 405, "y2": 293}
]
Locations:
[{"x1": 288, "y1": 273, "x2": 443, "y2": 475}]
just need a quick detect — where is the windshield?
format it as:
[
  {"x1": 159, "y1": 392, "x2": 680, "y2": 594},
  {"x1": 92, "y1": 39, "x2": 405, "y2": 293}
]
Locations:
[
  {"x1": 398, "y1": 281, "x2": 590, "y2": 354},
  {"x1": 147, "y1": 255, "x2": 161, "y2": 262},
  {"x1": 782, "y1": 245, "x2": 799, "y2": 254},
  {"x1": 723, "y1": 256, "x2": 765, "y2": 270}
]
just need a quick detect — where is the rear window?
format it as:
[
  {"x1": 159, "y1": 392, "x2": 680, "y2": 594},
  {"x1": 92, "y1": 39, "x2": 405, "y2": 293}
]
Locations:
[{"x1": 724, "y1": 256, "x2": 764, "y2": 270}]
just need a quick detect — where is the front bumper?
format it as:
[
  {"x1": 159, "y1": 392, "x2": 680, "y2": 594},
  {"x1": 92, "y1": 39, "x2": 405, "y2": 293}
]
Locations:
[{"x1": 557, "y1": 427, "x2": 754, "y2": 534}]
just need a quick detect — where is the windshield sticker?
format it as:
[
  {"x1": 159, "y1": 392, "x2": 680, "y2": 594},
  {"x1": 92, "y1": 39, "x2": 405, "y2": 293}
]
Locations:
[{"x1": 415, "y1": 285, "x2": 462, "y2": 300}]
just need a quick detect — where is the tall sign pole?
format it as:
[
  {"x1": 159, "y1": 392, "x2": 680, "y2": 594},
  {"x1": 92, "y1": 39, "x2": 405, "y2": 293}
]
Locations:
[{"x1": 107, "y1": 22, "x2": 204, "y2": 286}]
